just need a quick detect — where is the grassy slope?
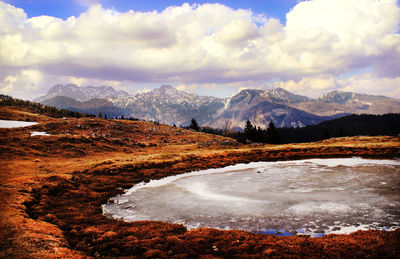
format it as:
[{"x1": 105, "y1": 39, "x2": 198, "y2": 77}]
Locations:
[{"x1": 0, "y1": 106, "x2": 399, "y2": 258}]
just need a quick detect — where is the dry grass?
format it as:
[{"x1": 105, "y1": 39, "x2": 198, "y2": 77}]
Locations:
[{"x1": 0, "y1": 106, "x2": 399, "y2": 258}]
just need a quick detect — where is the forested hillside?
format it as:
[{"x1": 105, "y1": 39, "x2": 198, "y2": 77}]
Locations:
[
  {"x1": 277, "y1": 113, "x2": 400, "y2": 143},
  {"x1": 0, "y1": 94, "x2": 95, "y2": 118}
]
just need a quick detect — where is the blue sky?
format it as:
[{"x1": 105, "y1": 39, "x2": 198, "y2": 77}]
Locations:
[
  {"x1": 1, "y1": 0, "x2": 400, "y2": 100},
  {"x1": 4, "y1": 0, "x2": 298, "y2": 23}
]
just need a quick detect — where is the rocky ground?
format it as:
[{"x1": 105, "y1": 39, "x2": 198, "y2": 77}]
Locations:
[{"x1": 0, "y1": 105, "x2": 399, "y2": 258}]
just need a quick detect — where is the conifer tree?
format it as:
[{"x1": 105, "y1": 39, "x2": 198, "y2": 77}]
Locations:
[
  {"x1": 322, "y1": 127, "x2": 330, "y2": 139},
  {"x1": 189, "y1": 118, "x2": 200, "y2": 131},
  {"x1": 244, "y1": 120, "x2": 254, "y2": 135},
  {"x1": 266, "y1": 121, "x2": 279, "y2": 144}
]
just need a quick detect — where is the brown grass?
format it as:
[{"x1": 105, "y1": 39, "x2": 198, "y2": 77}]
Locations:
[{"x1": 0, "y1": 106, "x2": 399, "y2": 258}]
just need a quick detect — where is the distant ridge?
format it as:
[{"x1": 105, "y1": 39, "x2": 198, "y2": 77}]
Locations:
[
  {"x1": 41, "y1": 96, "x2": 130, "y2": 118},
  {"x1": 35, "y1": 84, "x2": 129, "y2": 102},
  {"x1": 35, "y1": 84, "x2": 400, "y2": 130}
]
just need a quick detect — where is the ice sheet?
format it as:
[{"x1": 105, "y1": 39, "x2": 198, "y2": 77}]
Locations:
[{"x1": 103, "y1": 158, "x2": 400, "y2": 235}]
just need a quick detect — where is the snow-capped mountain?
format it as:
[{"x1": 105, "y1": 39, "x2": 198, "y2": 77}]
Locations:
[
  {"x1": 114, "y1": 85, "x2": 226, "y2": 126},
  {"x1": 290, "y1": 90, "x2": 400, "y2": 116},
  {"x1": 203, "y1": 89, "x2": 338, "y2": 130},
  {"x1": 36, "y1": 84, "x2": 400, "y2": 130},
  {"x1": 35, "y1": 84, "x2": 129, "y2": 102},
  {"x1": 262, "y1": 87, "x2": 311, "y2": 104}
]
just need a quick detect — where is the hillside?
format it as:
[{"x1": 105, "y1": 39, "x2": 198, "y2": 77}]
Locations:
[
  {"x1": 42, "y1": 96, "x2": 130, "y2": 118},
  {"x1": 1, "y1": 103, "x2": 399, "y2": 258},
  {"x1": 277, "y1": 113, "x2": 400, "y2": 144},
  {"x1": 203, "y1": 89, "x2": 341, "y2": 130},
  {"x1": 234, "y1": 113, "x2": 400, "y2": 144}
]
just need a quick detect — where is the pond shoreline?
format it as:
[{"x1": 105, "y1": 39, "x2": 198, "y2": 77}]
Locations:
[
  {"x1": 103, "y1": 158, "x2": 400, "y2": 237},
  {"x1": 23, "y1": 147, "x2": 400, "y2": 258}
]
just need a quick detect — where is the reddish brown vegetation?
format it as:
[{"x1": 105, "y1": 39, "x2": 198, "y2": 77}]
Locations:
[{"x1": 0, "y1": 106, "x2": 399, "y2": 258}]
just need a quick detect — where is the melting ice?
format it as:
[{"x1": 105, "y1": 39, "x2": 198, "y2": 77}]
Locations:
[{"x1": 103, "y1": 158, "x2": 400, "y2": 236}]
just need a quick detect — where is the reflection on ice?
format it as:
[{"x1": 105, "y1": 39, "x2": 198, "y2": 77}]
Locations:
[
  {"x1": 103, "y1": 158, "x2": 400, "y2": 236},
  {"x1": 0, "y1": 119, "x2": 38, "y2": 128}
]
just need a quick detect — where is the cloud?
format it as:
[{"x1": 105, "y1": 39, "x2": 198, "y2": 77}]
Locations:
[
  {"x1": 338, "y1": 73, "x2": 400, "y2": 98},
  {"x1": 0, "y1": 69, "x2": 45, "y2": 99},
  {"x1": 175, "y1": 84, "x2": 198, "y2": 93},
  {"x1": 0, "y1": 0, "x2": 399, "y2": 99},
  {"x1": 268, "y1": 73, "x2": 400, "y2": 99},
  {"x1": 267, "y1": 76, "x2": 341, "y2": 98},
  {"x1": 75, "y1": 0, "x2": 102, "y2": 7}
]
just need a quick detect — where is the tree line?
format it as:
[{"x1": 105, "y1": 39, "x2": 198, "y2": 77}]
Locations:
[
  {"x1": 276, "y1": 113, "x2": 400, "y2": 143},
  {"x1": 0, "y1": 94, "x2": 96, "y2": 118},
  {"x1": 184, "y1": 118, "x2": 280, "y2": 144},
  {"x1": 188, "y1": 113, "x2": 400, "y2": 144}
]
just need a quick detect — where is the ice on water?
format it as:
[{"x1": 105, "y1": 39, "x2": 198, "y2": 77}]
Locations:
[{"x1": 103, "y1": 158, "x2": 400, "y2": 235}]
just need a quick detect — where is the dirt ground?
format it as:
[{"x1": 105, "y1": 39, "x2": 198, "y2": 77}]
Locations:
[{"x1": 1, "y1": 106, "x2": 399, "y2": 258}]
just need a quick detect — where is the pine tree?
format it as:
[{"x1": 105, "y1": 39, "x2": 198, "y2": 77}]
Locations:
[
  {"x1": 337, "y1": 126, "x2": 345, "y2": 137},
  {"x1": 266, "y1": 121, "x2": 279, "y2": 144},
  {"x1": 244, "y1": 120, "x2": 259, "y2": 142},
  {"x1": 322, "y1": 127, "x2": 330, "y2": 139},
  {"x1": 189, "y1": 118, "x2": 200, "y2": 131},
  {"x1": 244, "y1": 120, "x2": 253, "y2": 134}
]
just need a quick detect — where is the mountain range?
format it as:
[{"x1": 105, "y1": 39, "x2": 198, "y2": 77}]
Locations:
[{"x1": 35, "y1": 84, "x2": 400, "y2": 130}]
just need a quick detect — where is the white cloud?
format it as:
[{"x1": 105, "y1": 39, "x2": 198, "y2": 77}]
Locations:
[
  {"x1": 268, "y1": 76, "x2": 341, "y2": 98},
  {"x1": 0, "y1": 69, "x2": 44, "y2": 99},
  {"x1": 135, "y1": 88, "x2": 152, "y2": 94},
  {"x1": 175, "y1": 84, "x2": 198, "y2": 93},
  {"x1": 75, "y1": 0, "x2": 102, "y2": 7},
  {"x1": 338, "y1": 73, "x2": 400, "y2": 98},
  {"x1": 268, "y1": 73, "x2": 400, "y2": 99},
  {"x1": 0, "y1": 0, "x2": 399, "y2": 99}
]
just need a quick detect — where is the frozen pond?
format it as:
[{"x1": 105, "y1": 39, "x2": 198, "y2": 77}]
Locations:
[
  {"x1": 103, "y1": 158, "x2": 400, "y2": 236},
  {"x1": 0, "y1": 119, "x2": 37, "y2": 128}
]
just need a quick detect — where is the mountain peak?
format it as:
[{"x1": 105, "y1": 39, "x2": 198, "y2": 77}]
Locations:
[
  {"x1": 321, "y1": 91, "x2": 355, "y2": 104},
  {"x1": 35, "y1": 84, "x2": 129, "y2": 102},
  {"x1": 238, "y1": 89, "x2": 264, "y2": 95},
  {"x1": 264, "y1": 87, "x2": 310, "y2": 103},
  {"x1": 156, "y1": 85, "x2": 178, "y2": 93},
  {"x1": 160, "y1": 85, "x2": 175, "y2": 90},
  {"x1": 273, "y1": 87, "x2": 288, "y2": 93}
]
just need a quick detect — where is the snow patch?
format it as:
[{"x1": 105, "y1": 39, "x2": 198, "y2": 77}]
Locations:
[
  {"x1": 31, "y1": 131, "x2": 51, "y2": 136},
  {"x1": 0, "y1": 119, "x2": 38, "y2": 128}
]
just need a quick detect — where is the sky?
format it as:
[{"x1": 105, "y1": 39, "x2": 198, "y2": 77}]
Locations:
[{"x1": 0, "y1": 0, "x2": 400, "y2": 100}]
